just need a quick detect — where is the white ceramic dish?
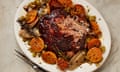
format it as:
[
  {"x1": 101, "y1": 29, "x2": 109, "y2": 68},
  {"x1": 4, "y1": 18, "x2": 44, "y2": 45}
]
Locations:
[{"x1": 14, "y1": 0, "x2": 111, "y2": 72}]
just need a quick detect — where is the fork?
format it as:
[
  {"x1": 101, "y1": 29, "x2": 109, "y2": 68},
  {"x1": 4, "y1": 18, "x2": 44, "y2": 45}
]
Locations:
[{"x1": 15, "y1": 50, "x2": 49, "y2": 72}]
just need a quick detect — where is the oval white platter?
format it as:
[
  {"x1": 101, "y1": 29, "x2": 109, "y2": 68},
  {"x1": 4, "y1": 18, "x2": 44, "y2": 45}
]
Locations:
[{"x1": 14, "y1": 0, "x2": 111, "y2": 72}]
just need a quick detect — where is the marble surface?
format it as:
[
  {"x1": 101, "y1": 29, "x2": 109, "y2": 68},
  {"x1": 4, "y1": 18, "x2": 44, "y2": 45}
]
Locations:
[{"x1": 0, "y1": 0, "x2": 120, "y2": 72}]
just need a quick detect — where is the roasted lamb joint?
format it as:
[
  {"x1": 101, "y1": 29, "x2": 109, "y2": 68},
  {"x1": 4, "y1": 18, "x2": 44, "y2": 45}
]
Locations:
[{"x1": 39, "y1": 9, "x2": 89, "y2": 52}]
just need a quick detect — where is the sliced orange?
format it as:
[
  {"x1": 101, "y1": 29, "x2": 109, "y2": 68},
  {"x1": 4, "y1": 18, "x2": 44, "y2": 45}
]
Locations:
[
  {"x1": 26, "y1": 10, "x2": 37, "y2": 23},
  {"x1": 30, "y1": 37, "x2": 44, "y2": 52},
  {"x1": 29, "y1": 17, "x2": 39, "y2": 28},
  {"x1": 42, "y1": 51, "x2": 57, "y2": 64},
  {"x1": 87, "y1": 47, "x2": 102, "y2": 63},
  {"x1": 87, "y1": 38, "x2": 101, "y2": 49}
]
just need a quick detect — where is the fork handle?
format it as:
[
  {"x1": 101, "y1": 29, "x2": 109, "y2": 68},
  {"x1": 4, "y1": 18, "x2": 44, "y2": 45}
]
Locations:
[{"x1": 32, "y1": 65, "x2": 48, "y2": 72}]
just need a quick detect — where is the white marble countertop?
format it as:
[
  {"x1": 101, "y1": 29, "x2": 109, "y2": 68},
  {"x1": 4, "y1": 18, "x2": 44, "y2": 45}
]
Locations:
[{"x1": 0, "y1": 0, "x2": 120, "y2": 72}]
